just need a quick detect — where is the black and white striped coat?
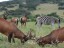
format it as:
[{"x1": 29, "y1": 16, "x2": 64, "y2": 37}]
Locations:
[{"x1": 36, "y1": 16, "x2": 60, "y2": 28}]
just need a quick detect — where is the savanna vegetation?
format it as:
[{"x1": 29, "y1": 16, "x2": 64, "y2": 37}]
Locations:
[{"x1": 0, "y1": 0, "x2": 64, "y2": 48}]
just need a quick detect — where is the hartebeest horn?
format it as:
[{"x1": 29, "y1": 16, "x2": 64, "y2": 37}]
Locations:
[{"x1": 27, "y1": 28, "x2": 36, "y2": 40}]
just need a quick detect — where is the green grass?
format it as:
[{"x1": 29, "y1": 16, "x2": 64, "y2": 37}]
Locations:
[{"x1": 0, "y1": 22, "x2": 64, "y2": 48}]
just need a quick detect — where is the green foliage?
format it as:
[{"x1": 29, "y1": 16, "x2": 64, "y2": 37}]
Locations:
[
  {"x1": 27, "y1": 6, "x2": 36, "y2": 10},
  {"x1": 58, "y1": 2, "x2": 64, "y2": 10},
  {"x1": 35, "y1": 14, "x2": 40, "y2": 18},
  {"x1": 27, "y1": 14, "x2": 36, "y2": 22},
  {"x1": 26, "y1": 0, "x2": 41, "y2": 10},
  {"x1": 7, "y1": 5, "x2": 14, "y2": 8},
  {"x1": 58, "y1": 6, "x2": 64, "y2": 10},
  {"x1": 47, "y1": 12, "x2": 60, "y2": 18},
  {"x1": 0, "y1": 7, "x2": 7, "y2": 11},
  {"x1": 7, "y1": 16, "x2": 13, "y2": 19},
  {"x1": 0, "y1": 1, "x2": 17, "y2": 7},
  {"x1": 58, "y1": 2, "x2": 64, "y2": 6},
  {"x1": 7, "y1": 8, "x2": 30, "y2": 16},
  {"x1": 41, "y1": 0, "x2": 61, "y2": 3}
]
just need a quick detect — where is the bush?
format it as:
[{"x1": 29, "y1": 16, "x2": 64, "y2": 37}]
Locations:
[
  {"x1": 7, "y1": 8, "x2": 31, "y2": 16},
  {"x1": 7, "y1": 16, "x2": 13, "y2": 19},
  {"x1": 27, "y1": 15, "x2": 36, "y2": 22},
  {"x1": 47, "y1": 12, "x2": 60, "y2": 18},
  {"x1": 7, "y1": 5, "x2": 14, "y2": 8},
  {"x1": 58, "y1": 2, "x2": 64, "y2": 10},
  {"x1": 58, "y1": 6, "x2": 64, "y2": 10}
]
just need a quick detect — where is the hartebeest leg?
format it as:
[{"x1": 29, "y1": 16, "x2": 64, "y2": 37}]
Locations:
[
  {"x1": 54, "y1": 39, "x2": 59, "y2": 47},
  {"x1": 17, "y1": 20, "x2": 18, "y2": 25},
  {"x1": 12, "y1": 33, "x2": 15, "y2": 43},
  {"x1": 25, "y1": 22, "x2": 26, "y2": 26},
  {"x1": 51, "y1": 39, "x2": 59, "y2": 47},
  {"x1": 8, "y1": 33, "x2": 13, "y2": 43},
  {"x1": 51, "y1": 40, "x2": 54, "y2": 44},
  {"x1": 8, "y1": 32, "x2": 15, "y2": 43}
]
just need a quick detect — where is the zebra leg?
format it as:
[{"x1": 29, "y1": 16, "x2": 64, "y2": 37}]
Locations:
[
  {"x1": 58, "y1": 19, "x2": 60, "y2": 28},
  {"x1": 51, "y1": 21, "x2": 54, "y2": 29}
]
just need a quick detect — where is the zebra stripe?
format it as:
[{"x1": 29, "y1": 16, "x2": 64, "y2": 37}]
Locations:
[{"x1": 36, "y1": 16, "x2": 60, "y2": 28}]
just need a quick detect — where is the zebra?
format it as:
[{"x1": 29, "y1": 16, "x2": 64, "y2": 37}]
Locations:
[{"x1": 35, "y1": 15, "x2": 60, "y2": 28}]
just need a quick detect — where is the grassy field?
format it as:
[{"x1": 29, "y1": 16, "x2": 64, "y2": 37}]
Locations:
[
  {"x1": 0, "y1": 22, "x2": 64, "y2": 48},
  {"x1": 0, "y1": 3, "x2": 64, "y2": 48},
  {"x1": 31, "y1": 3, "x2": 64, "y2": 19}
]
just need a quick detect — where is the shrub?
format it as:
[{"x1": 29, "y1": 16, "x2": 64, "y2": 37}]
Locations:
[
  {"x1": 47, "y1": 12, "x2": 60, "y2": 18},
  {"x1": 27, "y1": 14, "x2": 36, "y2": 22}
]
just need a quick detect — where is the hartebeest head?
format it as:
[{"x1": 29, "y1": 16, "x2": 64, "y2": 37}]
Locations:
[
  {"x1": 36, "y1": 37, "x2": 45, "y2": 46},
  {"x1": 36, "y1": 35, "x2": 51, "y2": 46},
  {"x1": 20, "y1": 29, "x2": 36, "y2": 43}
]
